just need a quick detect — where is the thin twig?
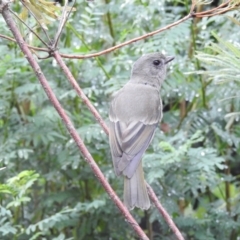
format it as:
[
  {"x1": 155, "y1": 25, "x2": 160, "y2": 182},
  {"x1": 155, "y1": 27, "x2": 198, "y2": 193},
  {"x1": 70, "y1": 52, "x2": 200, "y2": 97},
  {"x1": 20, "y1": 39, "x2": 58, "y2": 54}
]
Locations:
[
  {"x1": 60, "y1": 14, "x2": 192, "y2": 59},
  {"x1": 57, "y1": 0, "x2": 238, "y2": 59},
  {"x1": 20, "y1": 1, "x2": 51, "y2": 43},
  {"x1": 9, "y1": 8, "x2": 49, "y2": 48},
  {"x1": 0, "y1": 33, "x2": 15, "y2": 42},
  {"x1": 146, "y1": 183, "x2": 185, "y2": 240},
  {"x1": 195, "y1": 7, "x2": 236, "y2": 17},
  {"x1": 52, "y1": 0, "x2": 76, "y2": 49},
  {"x1": 2, "y1": 0, "x2": 236, "y2": 60},
  {"x1": 0, "y1": 33, "x2": 50, "y2": 52},
  {"x1": 1, "y1": 2, "x2": 149, "y2": 240},
  {"x1": 193, "y1": 0, "x2": 239, "y2": 18},
  {"x1": 194, "y1": 0, "x2": 231, "y2": 14}
]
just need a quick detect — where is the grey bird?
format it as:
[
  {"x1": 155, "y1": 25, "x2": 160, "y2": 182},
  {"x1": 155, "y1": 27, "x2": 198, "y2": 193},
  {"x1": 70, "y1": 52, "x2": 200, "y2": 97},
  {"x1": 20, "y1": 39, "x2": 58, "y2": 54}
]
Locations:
[{"x1": 109, "y1": 53, "x2": 174, "y2": 210}]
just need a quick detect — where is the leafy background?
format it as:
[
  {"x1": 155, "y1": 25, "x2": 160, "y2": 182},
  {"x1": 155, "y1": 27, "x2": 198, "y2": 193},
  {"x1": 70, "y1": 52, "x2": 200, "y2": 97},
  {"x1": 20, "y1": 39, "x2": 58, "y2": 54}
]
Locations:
[{"x1": 0, "y1": 0, "x2": 240, "y2": 239}]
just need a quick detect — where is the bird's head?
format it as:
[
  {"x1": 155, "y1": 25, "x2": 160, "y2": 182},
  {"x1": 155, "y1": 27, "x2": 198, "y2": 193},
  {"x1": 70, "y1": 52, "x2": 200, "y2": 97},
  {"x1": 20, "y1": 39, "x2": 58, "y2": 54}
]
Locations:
[{"x1": 131, "y1": 53, "x2": 174, "y2": 88}]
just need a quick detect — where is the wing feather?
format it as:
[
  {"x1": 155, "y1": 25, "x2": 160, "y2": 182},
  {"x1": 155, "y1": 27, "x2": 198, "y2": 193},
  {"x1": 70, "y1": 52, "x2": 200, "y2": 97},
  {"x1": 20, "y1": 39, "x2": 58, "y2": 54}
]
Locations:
[
  {"x1": 109, "y1": 120, "x2": 157, "y2": 178},
  {"x1": 109, "y1": 83, "x2": 161, "y2": 178}
]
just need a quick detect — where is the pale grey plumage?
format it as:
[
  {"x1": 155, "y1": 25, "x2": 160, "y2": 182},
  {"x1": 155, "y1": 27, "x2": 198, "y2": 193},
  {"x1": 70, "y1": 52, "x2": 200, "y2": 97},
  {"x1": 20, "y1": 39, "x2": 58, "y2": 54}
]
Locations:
[{"x1": 109, "y1": 53, "x2": 174, "y2": 210}]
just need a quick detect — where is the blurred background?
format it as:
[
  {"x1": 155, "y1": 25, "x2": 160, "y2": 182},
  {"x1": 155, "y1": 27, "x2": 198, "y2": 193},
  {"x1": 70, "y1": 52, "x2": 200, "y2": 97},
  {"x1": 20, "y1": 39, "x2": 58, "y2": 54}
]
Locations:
[{"x1": 0, "y1": 0, "x2": 240, "y2": 239}]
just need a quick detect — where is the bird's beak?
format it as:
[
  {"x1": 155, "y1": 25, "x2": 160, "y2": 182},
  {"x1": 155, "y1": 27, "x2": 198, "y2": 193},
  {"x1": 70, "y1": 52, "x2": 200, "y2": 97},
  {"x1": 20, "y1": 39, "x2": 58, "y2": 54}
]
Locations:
[{"x1": 165, "y1": 56, "x2": 175, "y2": 64}]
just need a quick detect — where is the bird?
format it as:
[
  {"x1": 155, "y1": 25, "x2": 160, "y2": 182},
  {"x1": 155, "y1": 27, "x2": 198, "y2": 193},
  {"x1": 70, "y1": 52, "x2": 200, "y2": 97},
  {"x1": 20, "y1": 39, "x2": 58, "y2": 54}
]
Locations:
[{"x1": 109, "y1": 52, "x2": 174, "y2": 210}]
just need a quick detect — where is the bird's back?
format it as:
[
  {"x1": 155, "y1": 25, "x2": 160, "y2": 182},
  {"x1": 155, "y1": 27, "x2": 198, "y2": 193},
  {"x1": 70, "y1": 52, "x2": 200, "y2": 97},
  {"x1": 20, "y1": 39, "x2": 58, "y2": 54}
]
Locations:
[{"x1": 109, "y1": 82, "x2": 162, "y2": 124}]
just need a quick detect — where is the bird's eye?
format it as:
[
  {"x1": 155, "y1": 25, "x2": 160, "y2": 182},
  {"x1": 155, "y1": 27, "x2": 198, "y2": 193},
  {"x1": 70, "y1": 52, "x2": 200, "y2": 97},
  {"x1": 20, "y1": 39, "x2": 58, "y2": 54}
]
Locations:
[{"x1": 153, "y1": 60, "x2": 161, "y2": 66}]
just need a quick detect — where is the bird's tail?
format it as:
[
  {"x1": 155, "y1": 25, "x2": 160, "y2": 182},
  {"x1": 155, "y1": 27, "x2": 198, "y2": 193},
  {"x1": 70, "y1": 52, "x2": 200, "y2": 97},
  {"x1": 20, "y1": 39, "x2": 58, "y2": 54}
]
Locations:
[{"x1": 124, "y1": 163, "x2": 150, "y2": 210}]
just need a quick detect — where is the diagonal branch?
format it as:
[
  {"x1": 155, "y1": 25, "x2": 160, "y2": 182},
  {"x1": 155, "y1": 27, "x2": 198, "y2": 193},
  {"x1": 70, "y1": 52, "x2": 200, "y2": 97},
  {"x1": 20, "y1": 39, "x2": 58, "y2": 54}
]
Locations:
[
  {"x1": 52, "y1": 48, "x2": 185, "y2": 240},
  {"x1": 2, "y1": 0, "x2": 237, "y2": 238},
  {"x1": 52, "y1": 51, "x2": 109, "y2": 135},
  {"x1": 20, "y1": 0, "x2": 51, "y2": 43},
  {"x1": 146, "y1": 183, "x2": 185, "y2": 240},
  {"x1": 52, "y1": 0, "x2": 76, "y2": 49},
  {"x1": 60, "y1": 13, "x2": 193, "y2": 59},
  {"x1": 56, "y1": 0, "x2": 238, "y2": 60},
  {"x1": 1, "y1": 2, "x2": 149, "y2": 240},
  {"x1": 193, "y1": 0, "x2": 239, "y2": 17},
  {"x1": 1, "y1": 0, "x2": 200, "y2": 239},
  {"x1": 9, "y1": 8, "x2": 49, "y2": 48}
]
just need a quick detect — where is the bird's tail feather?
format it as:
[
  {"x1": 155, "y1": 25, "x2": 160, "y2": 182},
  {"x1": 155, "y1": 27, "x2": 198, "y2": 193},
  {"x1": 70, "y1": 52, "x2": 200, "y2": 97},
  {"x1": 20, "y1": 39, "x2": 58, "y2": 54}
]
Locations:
[{"x1": 124, "y1": 163, "x2": 150, "y2": 210}]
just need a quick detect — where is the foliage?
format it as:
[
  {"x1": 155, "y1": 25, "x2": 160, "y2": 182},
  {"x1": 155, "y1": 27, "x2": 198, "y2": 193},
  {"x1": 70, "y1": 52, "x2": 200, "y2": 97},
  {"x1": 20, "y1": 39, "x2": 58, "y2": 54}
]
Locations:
[{"x1": 0, "y1": 0, "x2": 240, "y2": 239}]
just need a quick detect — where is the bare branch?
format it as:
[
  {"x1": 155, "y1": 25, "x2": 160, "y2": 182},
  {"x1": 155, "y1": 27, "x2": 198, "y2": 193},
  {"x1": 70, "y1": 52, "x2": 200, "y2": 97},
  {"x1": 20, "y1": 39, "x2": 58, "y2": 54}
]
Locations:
[
  {"x1": 9, "y1": 8, "x2": 49, "y2": 48},
  {"x1": 52, "y1": 51, "x2": 185, "y2": 239},
  {"x1": 193, "y1": 0, "x2": 239, "y2": 17},
  {"x1": 52, "y1": 0, "x2": 76, "y2": 49},
  {"x1": 146, "y1": 183, "x2": 185, "y2": 240},
  {"x1": 3, "y1": 0, "x2": 236, "y2": 239},
  {"x1": 53, "y1": 51, "x2": 109, "y2": 135},
  {"x1": 57, "y1": 0, "x2": 238, "y2": 59},
  {"x1": 0, "y1": 33, "x2": 15, "y2": 42},
  {"x1": 60, "y1": 14, "x2": 193, "y2": 59},
  {"x1": 0, "y1": 33, "x2": 50, "y2": 52},
  {"x1": 1, "y1": 2, "x2": 149, "y2": 240},
  {"x1": 20, "y1": 0, "x2": 51, "y2": 43}
]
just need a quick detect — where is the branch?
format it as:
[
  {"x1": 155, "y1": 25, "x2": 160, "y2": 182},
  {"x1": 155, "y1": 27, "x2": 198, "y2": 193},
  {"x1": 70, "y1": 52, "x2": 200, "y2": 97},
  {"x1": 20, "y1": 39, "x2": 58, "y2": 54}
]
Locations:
[
  {"x1": 0, "y1": 2, "x2": 149, "y2": 240},
  {"x1": 0, "y1": 33, "x2": 16, "y2": 42},
  {"x1": 52, "y1": 51, "x2": 184, "y2": 240},
  {"x1": 0, "y1": 33, "x2": 52, "y2": 52},
  {"x1": 1, "y1": 1, "x2": 207, "y2": 239},
  {"x1": 60, "y1": 14, "x2": 193, "y2": 59},
  {"x1": 56, "y1": 0, "x2": 238, "y2": 59},
  {"x1": 1, "y1": 0, "x2": 237, "y2": 61},
  {"x1": 52, "y1": 0, "x2": 76, "y2": 49},
  {"x1": 193, "y1": 0, "x2": 239, "y2": 18},
  {"x1": 20, "y1": 0, "x2": 51, "y2": 43},
  {"x1": 52, "y1": 51, "x2": 109, "y2": 135},
  {"x1": 146, "y1": 183, "x2": 185, "y2": 240},
  {"x1": 9, "y1": 9, "x2": 49, "y2": 48}
]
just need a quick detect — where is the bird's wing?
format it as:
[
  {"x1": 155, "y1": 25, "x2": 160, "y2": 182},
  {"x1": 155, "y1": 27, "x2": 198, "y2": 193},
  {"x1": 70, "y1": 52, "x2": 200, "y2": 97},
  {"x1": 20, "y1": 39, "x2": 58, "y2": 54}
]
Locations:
[
  {"x1": 109, "y1": 120, "x2": 157, "y2": 178},
  {"x1": 109, "y1": 83, "x2": 161, "y2": 178}
]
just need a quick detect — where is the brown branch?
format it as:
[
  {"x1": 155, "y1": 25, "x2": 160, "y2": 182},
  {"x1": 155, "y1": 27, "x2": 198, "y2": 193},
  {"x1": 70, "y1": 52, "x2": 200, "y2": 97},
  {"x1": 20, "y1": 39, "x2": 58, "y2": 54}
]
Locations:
[
  {"x1": 4, "y1": 1, "x2": 225, "y2": 239},
  {"x1": 193, "y1": 0, "x2": 238, "y2": 18},
  {"x1": 20, "y1": 1, "x2": 51, "y2": 43},
  {"x1": 0, "y1": 33, "x2": 51, "y2": 52},
  {"x1": 59, "y1": 14, "x2": 193, "y2": 59},
  {"x1": 146, "y1": 183, "x2": 185, "y2": 240},
  {"x1": 1, "y1": 2, "x2": 149, "y2": 240},
  {"x1": 1, "y1": 0, "x2": 237, "y2": 60},
  {"x1": 0, "y1": 10, "x2": 193, "y2": 60},
  {"x1": 9, "y1": 8, "x2": 49, "y2": 48},
  {"x1": 52, "y1": 51, "x2": 109, "y2": 135},
  {"x1": 52, "y1": 0, "x2": 76, "y2": 49},
  {"x1": 0, "y1": 33, "x2": 16, "y2": 42},
  {"x1": 194, "y1": 7, "x2": 236, "y2": 17},
  {"x1": 193, "y1": 0, "x2": 231, "y2": 15},
  {"x1": 56, "y1": 0, "x2": 237, "y2": 59},
  {"x1": 53, "y1": 51, "x2": 185, "y2": 240},
  {"x1": 2, "y1": 0, "x2": 237, "y2": 238}
]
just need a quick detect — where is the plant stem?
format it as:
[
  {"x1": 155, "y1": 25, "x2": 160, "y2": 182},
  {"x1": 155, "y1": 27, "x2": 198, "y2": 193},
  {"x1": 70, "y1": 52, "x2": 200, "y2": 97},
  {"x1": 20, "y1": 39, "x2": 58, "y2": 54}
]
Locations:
[
  {"x1": 190, "y1": 21, "x2": 207, "y2": 108},
  {"x1": 225, "y1": 160, "x2": 231, "y2": 213},
  {"x1": 105, "y1": 0, "x2": 115, "y2": 44}
]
